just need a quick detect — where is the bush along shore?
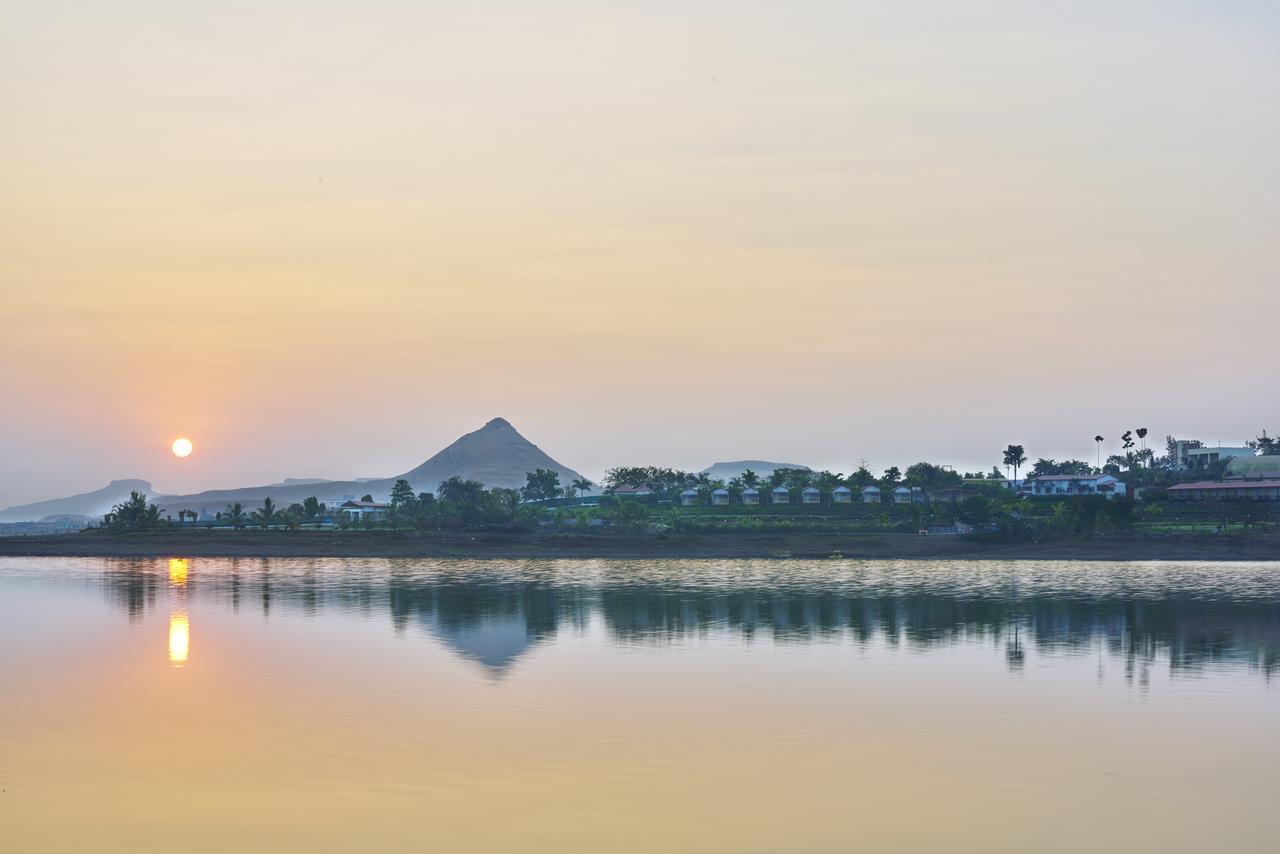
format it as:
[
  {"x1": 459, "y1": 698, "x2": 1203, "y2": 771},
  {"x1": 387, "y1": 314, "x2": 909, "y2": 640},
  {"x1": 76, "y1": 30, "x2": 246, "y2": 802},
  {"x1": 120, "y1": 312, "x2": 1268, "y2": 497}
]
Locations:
[{"x1": 2, "y1": 527, "x2": 1278, "y2": 561}]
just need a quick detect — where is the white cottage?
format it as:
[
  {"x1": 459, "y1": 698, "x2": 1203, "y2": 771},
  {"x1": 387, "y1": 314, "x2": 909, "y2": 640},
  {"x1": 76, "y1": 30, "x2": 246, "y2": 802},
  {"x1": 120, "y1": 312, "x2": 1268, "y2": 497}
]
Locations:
[
  {"x1": 741, "y1": 487, "x2": 761, "y2": 505},
  {"x1": 771, "y1": 486, "x2": 791, "y2": 504},
  {"x1": 801, "y1": 486, "x2": 821, "y2": 505},
  {"x1": 861, "y1": 485, "x2": 881, "y2": 504},
  {"x1": 680, "y1": 488, "x2": 699, "y2": 507},
  {"x1": 832, "y1": 486, "x2": 852, "y2": 503},
  {"x1": 892, "y1": 486, "x2": 914, "y2": 504},
  {"x1": 712, "y1": 488, "x2": 730, "y2": 506}
]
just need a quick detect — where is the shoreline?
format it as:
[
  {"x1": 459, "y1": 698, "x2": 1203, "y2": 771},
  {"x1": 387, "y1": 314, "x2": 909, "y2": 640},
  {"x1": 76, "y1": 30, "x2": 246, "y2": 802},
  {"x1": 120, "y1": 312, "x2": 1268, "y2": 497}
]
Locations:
[{"x1": 1, "y1": 530, "x2": 1278, "y2": 561}]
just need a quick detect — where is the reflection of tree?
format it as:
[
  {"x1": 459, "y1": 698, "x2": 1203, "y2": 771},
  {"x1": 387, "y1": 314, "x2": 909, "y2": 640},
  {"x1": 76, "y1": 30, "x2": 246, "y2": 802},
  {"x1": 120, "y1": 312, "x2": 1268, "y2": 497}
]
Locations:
[
  {"x1": 98, "y1": 560, "x2": 1280, "y2": 678},
  {"x1": 103, "y1": 561, "x2": 159, "y2": 621}
]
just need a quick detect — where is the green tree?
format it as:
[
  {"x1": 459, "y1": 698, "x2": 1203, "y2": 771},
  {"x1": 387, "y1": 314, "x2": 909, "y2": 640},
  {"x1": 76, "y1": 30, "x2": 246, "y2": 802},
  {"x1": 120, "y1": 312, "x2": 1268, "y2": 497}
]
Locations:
[
  {"x1": 250, "y1": 497, "x2": 277, "y2": 530},
  {"x1": 1248, "y1": 430, "x2": 1278, "y2": 455},
  {"x1": 1002, "y1": 444, "x2": 1027, "y2": 481},
  {"x1": 850, "y1": 466, "x2": 874, "y2": 489},
  {"x1": 302, "y1": 496, "x2": 323, "y2": 521},
  {"x1": 611, "y1": 500, "x2": 650, "y2": 533},
  {"x1": 107, "y1": 491, "x2": 164, "y2": 531},
  {"x1": 881, "y1": 467, "x2": 901, "y2": 487},
  {"x1": 740, "y1": 469, "x2": 761, "y2": 489},
  {"x1": 225, "y1": 502, "x2": 247, "y2": 530},
  {"x1": 522, "y1": 469, "x2": 562, "y2": 502},
  {"x1": 390, "y1": 479, "x2": 416, "y2": 508},
  {"x1": 571, "y1": 478, "x2": 594, "y2": 498}
]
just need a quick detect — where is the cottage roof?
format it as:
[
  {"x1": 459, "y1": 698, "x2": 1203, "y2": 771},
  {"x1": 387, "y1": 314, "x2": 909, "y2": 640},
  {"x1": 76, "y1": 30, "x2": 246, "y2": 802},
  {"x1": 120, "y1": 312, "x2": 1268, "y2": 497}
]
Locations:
[
  {"x1": 342, "y1": 500, "x2": 388, "y2": 509},
  {"x1": 741, "y1": 487, "x2": 760, "y2": 494},
  {"x1": 712, "y1": 488, "x2": 730, "y2": 495},
  {"x1": 801, "y1": 486, "x2": 820, "y2": 493},
  {"x1": 1033, "y1": 474, "x2": 1115, "y2": 482},
  {"x1": 1168, "y1": 479, "x2": 1280, "y2": 492},
  {"x1": 832, "y1": 485, "x2": 851, "y2": 492},
  {"x1": 771, "y1": 485, "x2": 790, "y2": 493},
  {"x1": 680, "y1": 488, "x2": 699, "y2": 496},
  {"x1": 861, "y1": 485, "x2": 881, "y2": 492}
]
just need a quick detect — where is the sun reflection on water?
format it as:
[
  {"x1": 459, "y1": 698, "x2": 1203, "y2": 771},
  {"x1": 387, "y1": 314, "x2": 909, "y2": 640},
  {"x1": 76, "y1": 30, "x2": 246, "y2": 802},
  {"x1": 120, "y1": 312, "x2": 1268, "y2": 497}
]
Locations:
[
  {"x1": 168, "y1": 612, "x2": 190, "y2": 666},
  {"x1": 168, "y1": 558, "x2": 189, "y2": 586}
]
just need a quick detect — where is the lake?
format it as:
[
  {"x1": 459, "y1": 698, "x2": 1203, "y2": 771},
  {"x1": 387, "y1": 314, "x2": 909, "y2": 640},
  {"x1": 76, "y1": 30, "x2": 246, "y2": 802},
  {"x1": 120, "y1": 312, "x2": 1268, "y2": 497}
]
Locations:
[{"x1": 2, "y1": 557, "x2": 1278, "y2": 853}]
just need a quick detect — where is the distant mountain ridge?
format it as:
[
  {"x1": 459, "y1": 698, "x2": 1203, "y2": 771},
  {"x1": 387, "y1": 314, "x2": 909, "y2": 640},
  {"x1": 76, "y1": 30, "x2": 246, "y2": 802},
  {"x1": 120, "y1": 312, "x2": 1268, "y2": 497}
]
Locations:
[
  {"x1": 0, "y1": 479, "x2": 152, "y2": 522},
  {"x1": 147, "y1": 417, "x2": 583, "y2": 515},
  {"x1": 699, "y1": 460, "x2": 811, "y2": 482}
]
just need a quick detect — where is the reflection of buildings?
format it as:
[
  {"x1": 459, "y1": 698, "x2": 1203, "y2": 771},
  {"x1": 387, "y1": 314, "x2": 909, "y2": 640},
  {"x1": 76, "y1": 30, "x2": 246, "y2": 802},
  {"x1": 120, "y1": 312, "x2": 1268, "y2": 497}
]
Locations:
[{"x1": 99, "y1": 560, "x2": 1280, "y2": 679}]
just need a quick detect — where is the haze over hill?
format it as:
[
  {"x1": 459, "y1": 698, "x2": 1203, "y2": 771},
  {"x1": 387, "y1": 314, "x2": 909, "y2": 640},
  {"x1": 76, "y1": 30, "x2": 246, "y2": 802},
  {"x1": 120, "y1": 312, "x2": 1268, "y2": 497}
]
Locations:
[
  {"x1": 700, "y1": 461, "x2": 811, "y2": 482},
  {"x1": 148, "y1": 418, "x2": 582, "y2": 516},
  {"x1": 0, "y1": 479, "x2": 152, "y2": 523}
]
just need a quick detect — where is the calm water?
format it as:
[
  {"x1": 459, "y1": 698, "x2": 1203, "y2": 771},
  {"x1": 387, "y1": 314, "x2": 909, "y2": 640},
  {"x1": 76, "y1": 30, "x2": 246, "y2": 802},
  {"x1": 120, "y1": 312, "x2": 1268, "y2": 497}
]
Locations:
[{"x1": 2, "y1": 557, "x2": 1278, "y2": 853}]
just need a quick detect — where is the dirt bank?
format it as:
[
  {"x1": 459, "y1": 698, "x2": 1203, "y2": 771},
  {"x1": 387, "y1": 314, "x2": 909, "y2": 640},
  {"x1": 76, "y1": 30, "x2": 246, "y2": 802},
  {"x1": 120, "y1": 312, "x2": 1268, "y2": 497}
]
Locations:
[{"x1": 1, "y1": 529, "x2": 1278, "y2": 561}]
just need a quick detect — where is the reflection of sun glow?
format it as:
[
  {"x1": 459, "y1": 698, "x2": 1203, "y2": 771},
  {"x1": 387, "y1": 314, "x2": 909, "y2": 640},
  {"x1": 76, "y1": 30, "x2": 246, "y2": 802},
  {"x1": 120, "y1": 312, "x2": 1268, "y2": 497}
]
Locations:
[
  {"x1": 168, "y1": 613, "x2": 190, "y2": 666},
  {"x1": 169, "y1": 558, "x2": 189, "y2": 586}
]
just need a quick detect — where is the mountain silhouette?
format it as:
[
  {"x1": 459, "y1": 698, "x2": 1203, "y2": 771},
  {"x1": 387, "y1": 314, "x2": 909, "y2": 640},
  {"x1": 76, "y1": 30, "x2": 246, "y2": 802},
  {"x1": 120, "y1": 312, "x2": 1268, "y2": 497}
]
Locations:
[
  {"x1": 0, "y1": 479, "x2": 153, "y2": 522},
  {"x1": 145, "y1": 418, "x2": 583, "y2": 515}
]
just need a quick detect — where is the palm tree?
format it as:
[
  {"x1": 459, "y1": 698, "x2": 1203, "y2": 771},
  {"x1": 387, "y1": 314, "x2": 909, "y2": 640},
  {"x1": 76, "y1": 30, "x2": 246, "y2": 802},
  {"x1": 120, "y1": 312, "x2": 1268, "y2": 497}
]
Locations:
[
  {"x1": 1094, "y1": 435, "x2": 1105, "y2": 469},
  {"x1": 571, "y1": 478, "x2": 594, "y2": 499},
  {"x1": 225, "y1": 502, "x2": 247, "y2": 530},
  {"x1": 250, "y1": 497, "x2": 277, "y2": 530},
  {"x1": 741, "y1": 469, "x2": 760, "y2": 489},
  {"x1": 1002, "y1": 444, "x2": 1027, "y2": 482}
]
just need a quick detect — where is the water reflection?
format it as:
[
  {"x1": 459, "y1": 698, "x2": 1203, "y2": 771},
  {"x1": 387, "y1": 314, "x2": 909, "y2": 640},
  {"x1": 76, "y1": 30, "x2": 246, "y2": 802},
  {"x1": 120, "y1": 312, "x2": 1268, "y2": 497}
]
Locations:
[
  {"x1": 168, "y1": 558, "x2": 189, "y2": 586},
  {"x1": 168, "y1": 612, "x2": 190, "y2": 666},
  {"x1": 90, "y1": 557, "x2": 1280, "y2": 679}
]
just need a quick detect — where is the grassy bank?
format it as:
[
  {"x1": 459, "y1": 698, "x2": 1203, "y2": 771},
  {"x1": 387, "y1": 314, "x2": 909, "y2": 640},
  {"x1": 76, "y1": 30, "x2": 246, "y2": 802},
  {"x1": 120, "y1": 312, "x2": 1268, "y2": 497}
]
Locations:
[{"x1": 2, "y1": 528, "x2": 1278, "y2": 561}]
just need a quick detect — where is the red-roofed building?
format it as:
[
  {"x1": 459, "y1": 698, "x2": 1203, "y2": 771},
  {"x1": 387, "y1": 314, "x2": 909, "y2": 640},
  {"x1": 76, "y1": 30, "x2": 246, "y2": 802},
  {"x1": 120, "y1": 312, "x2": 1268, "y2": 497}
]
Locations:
[{"x1": 1167, "y1": 480, "x2": 1280, "y2": 501}]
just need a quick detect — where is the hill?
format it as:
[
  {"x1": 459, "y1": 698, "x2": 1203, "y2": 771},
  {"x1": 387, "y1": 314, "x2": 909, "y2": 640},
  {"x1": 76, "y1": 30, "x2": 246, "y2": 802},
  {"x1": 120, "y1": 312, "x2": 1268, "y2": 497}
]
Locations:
[
  {"x1": 149, "y1": 418, "x2": 582, "y2": 516},
  {"x1": 0, "y1": 479, "x2": 153, "y2": 522},
  {"x1": 699, "y1": 461, "x2": 811, "y2": 482}
]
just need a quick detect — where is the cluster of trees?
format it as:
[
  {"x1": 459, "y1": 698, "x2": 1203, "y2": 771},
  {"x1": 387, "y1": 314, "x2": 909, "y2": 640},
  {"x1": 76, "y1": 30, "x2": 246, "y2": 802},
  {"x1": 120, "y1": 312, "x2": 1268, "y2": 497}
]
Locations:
[
  {"x1": 518, "y1": 469, "x2": 594, "y2": 502},
  {"x1": 105, "y1": 491, "x2": 165, "y2": 531},
  {"x1": 601, "y1": 461, "x2": 980, "y2": 501}
]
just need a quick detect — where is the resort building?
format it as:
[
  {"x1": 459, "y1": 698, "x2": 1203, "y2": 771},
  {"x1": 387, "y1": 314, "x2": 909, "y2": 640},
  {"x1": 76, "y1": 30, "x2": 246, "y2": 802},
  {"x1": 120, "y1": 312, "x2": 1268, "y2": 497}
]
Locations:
[
  {"x1": 741, "y1": 487, "x2": 760, "y2": 505},
  {"x1": 711, "y1": 488, "x2": 730, "y2": 506},
  {"x1": 771, "y1": 486, "x2": 791, "y2": 504},
  {"x1": 1173, "y1": 440, "x2": 1255, "y2": 471},
  {"x1": 613, "y1": 485, "x2": 653, "y2": 497},
  {"x1": 340, "y1": 500, "x2": 390, "y2": 519},
  {"x1": 1025, "y1": 474, "x2": 1127, "y2": 499},
  {"x1": 801, "y1": 486, "x2": 821, "y2": 504},
  {"x1": 861, "y1": 485, "x2": 881, "y2": 504},
  {"x1": 832, "y1": 486, "x2": 852, "y2": 503},
  {"x1": 1167, "y1": 480, "x2": 1280, "y2": 501},
  {"x1": 892, "y1": 486, "x2": 913, "y2": 505},
  {"x1": 680, "y1": 489, "x2": 699, "y2": 507}
]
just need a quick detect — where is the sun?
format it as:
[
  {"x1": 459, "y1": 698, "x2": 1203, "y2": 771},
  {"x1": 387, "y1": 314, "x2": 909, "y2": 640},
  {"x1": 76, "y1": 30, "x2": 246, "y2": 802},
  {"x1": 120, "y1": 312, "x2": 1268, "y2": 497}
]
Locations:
[{"x1": 171, "y1": 437, "x2": 193, "y2": 458}]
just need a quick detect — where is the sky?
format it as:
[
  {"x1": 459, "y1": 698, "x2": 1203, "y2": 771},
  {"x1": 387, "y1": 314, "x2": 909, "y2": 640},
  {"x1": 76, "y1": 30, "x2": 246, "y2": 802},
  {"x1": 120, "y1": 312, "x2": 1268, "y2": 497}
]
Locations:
[{"x1": 2, "y1": 1, "x2": 1277, "y2": 507}]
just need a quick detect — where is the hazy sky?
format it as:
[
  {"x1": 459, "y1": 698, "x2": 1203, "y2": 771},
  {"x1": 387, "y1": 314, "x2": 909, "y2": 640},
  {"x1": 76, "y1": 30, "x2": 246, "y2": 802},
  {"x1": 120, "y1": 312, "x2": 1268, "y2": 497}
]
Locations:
[{"x1": 3, "y1": 1, "x2": 1277, "y2": 506}]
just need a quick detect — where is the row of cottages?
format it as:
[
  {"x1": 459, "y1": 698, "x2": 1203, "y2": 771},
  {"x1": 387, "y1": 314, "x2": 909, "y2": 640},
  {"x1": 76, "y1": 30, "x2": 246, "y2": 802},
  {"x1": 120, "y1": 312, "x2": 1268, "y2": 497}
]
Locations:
[
  {"x1": 679, "y1": 485, "x2": 920, "y2": 506},
  {"x1": 1166, "y1": 479, "x2": 1280, "y2": 502},
  {"x1": 680, "y1": 486, "x2": 854, "y2": 506},
  {"x1": 1025, "y1": 474, "x2": 1127, "y2": 500}
]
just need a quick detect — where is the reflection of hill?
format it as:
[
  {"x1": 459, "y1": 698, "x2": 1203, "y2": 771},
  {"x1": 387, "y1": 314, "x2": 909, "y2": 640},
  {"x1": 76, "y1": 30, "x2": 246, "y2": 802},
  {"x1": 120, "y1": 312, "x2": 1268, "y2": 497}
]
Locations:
[{"x1": 97, "y1": 560, "x2": 1280, "y2": 677}]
